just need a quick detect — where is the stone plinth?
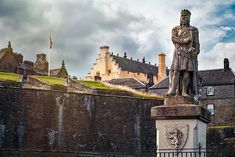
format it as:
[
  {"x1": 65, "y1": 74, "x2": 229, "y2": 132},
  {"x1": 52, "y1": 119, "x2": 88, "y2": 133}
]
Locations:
[
  {"x1": 151, "y1": 96, "x2": 210, "y2": 153},
  {"x1": 164, "y1": 96, "x2": 195, "y2": 106},
  {"x1": 151, "y1": 104, "x2": 210, "y2": 123}
]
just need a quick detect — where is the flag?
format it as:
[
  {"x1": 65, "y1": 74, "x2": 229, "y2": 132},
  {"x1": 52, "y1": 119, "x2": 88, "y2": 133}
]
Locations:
[{"x1": 49, "y1": 35, "x2": 53, "y2": 49}]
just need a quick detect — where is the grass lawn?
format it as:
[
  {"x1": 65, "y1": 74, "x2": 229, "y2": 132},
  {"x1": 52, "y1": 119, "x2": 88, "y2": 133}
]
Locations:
[
  {"x1": 77, "y1": 80, "x2": 119, "y2": 90},
  {"x1": 35, "y1": 76, "x2": 65, "y2": 85},
  {"x1": 77, "y1": 80, "x2": 161, "y2": 99},
  {"x1": 0, "y1": 72, "x2": 20, "y2": 82}
]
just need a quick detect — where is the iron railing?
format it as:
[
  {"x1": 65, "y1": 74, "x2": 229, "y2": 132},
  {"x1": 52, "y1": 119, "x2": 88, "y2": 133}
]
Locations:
[
  {"x1": 75, "y1": 147, "x2": 235, "y2": 157},
  {"x1": 0, "y1": 147, "x2": 234, "y2": 157}
]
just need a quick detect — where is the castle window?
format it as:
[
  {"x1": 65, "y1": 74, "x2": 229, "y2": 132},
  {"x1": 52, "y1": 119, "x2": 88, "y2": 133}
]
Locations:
[
  {"x1": 96, "y1": 72, "x2": 100, "y2": 76},
  {"x1": 207, "y1": 86, "x2": 215, "y2": 96},
  {"x1": 207, "y1": 104, "x2": 214, "y2": 115},
  {"x1": 107, "y1": 70, "x2": 111, "y2": 75}
]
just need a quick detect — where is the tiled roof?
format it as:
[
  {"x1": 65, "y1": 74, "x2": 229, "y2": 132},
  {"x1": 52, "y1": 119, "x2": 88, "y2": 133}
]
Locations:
[
  {"x1": 150, "y1": 77, "x2": 169, "y2": 89},
  {"x1": 0, "y1": 51, "x2": 6, "y2": 60},
  {"x1": 151, "y1": 68, "x2": 235, "y2": 89},
  {"x1": 199, "y1": 68, "x2": 235, "y2": 85},
  {"x1": 106, "y1": 77, "x2": 146, "y2": 89},
  {"x1": 111, "y1": 54, "x2": 158, "y2": 75},
  {"x1": 19, "y1": 63, "x2": 33, "y2": 71},
  {"x1": 50, "y1": 69, "x2": 61, "y2": 76}
]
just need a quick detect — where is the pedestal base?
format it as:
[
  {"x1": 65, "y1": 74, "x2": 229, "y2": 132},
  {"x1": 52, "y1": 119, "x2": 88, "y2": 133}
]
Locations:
[
  {"x1": 155, "y1": 119, "x2": 207, "y2": 150},
  {"x1": 151, "y1": 96, "x2": 210, "y2": 152}
]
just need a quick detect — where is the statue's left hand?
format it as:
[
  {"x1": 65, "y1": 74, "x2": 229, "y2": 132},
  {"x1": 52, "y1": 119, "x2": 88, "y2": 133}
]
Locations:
[{"x1": 190, "y1": 51, "x2": 198, "y2": 59}]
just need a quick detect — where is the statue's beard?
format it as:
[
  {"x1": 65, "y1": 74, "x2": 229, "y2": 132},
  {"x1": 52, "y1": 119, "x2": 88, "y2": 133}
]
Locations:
[{"x1": 180, "y1": 21, "x2": 190, "y2": 26}]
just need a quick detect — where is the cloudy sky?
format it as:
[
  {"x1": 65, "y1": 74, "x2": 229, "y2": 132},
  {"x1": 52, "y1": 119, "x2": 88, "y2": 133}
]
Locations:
[{"x1": 0, "y1": 0, "x2": 234, "y2": 78}]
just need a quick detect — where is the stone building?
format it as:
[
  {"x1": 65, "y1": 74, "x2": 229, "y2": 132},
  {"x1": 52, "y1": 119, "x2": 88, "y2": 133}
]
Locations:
[
  {"x1": 86, "y1": 45, "x2": 167, "y2": 84},
  {"x1": 0, "y1": 41, "x2": 69, "y2": 78},
  {"x1": 0, "y1": 42, "x2": 23, "y2": 73},
  {"x1": 18, "y1": 53, "x2": 48, "y2": 78},
  {"x1": 0, "y1": 41, "x2": 49, "y2": 76},
  {"x1": 50, "y1": 60, "x2": 68, "y2": 78},
  {"x1": 149, "y1": 58, "x2": 235, "y2": 140}
]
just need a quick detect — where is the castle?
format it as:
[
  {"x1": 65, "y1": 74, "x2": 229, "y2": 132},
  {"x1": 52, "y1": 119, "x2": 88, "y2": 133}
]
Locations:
[
  {"x1": 86, "y1": 45, "x2": 168, "y2": 85},
  {"x1": 0, "y1": 42, "x2": 234, "y2": 154},
  {"x1": 0, "y1": 41, "x2": 68, "y2": 79}
]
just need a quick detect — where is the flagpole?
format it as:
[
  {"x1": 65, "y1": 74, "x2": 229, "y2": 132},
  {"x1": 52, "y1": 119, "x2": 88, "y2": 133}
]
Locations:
[
  {"x1": 48, "y1": 35, "x2": 52, "y2": 76},
  {"x1": 48, "y1": 48, "x2": 50, "y2": 76}
]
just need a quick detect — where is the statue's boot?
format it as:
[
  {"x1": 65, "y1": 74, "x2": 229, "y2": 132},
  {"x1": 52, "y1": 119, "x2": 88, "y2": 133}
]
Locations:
[
  {"x1": 167, "y1": 88, "x2": 176, "y2": 96},
  {"x1": 167, "y1": 74, "x2": 179, "y2": 96},
  {"x1": 182, "y1": 92, "x2": 190, "y2": 97}
]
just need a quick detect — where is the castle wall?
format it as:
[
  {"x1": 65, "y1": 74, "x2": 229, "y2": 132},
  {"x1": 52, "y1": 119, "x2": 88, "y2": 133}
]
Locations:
[{"x1": 0, "y1": 87, "x2": 162, "y2": 156}]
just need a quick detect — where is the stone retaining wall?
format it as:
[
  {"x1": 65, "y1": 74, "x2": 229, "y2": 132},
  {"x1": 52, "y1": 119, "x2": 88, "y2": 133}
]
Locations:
[{"x1": 0, "y1": 87, "x2": 162, "y2": 156}]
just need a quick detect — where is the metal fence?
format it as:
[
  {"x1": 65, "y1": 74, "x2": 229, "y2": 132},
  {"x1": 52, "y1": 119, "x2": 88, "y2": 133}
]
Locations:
[
  {"x1": 0, "y1": 147, "x2": 234, "y2": 157},
  {"x1": 155, "y1": 148, "x2": 235, "y2": 157},
  {"x1": 75, "y1": 151, "x2": 135, "y2": 157},
  {"x1": 75, "y1": 147, "x2": 235, "y2": 157}
]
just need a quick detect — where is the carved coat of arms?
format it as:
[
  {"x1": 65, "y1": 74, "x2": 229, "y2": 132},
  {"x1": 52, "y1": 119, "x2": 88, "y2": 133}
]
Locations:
[{"x1": 164, "y1": 124, "x2": 188, "y2": 150}]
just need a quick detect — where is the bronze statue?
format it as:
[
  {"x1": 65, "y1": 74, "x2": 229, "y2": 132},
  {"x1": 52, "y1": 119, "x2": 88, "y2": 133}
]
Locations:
[{"x1": 167, "y1": 9, "x2": 200, "y2": 97}]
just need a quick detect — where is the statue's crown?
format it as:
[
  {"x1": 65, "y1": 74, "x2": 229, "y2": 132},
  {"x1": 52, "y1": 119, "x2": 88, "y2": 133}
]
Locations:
[{"x1": 181, "y1": 9, "x2": 191, "y2": 16}]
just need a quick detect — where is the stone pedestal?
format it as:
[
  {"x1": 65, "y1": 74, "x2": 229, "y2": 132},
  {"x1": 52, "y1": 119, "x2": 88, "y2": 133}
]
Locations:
[{"x1": 151, "y1": 96, "x2": 210, "y2": 153}]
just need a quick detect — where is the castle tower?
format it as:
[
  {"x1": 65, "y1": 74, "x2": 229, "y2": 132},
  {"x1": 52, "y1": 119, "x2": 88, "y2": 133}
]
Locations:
[{"x1": 157, "y1": 52, "x2": 166, "y2": 82}]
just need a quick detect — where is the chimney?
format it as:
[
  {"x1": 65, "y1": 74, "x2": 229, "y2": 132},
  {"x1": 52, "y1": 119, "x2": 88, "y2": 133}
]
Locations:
[
  {"x1": 142, "y1": 57, "x2": 146, "y2": 63},
  {"x1": 36, "y1": 53, "x2": 46, "y2": 61},
  {"x1": 124, "y1": 52, "x2": 127, "y2": 58},
  {"x1": 131, "y1": 57, "x2": 132, "y2": 60},
  {"x1": 224, "y1": 58, "x2": 230, "y2": 71},
  {"x1": 34, "y1": 53, "x2": 48, "y2": 72},
  {"x1": 100, "y1": 45, "x2": 109, "y2": 75},
  {"x1": 157, "y1": 52, "x2": 166, "y2": 82}
]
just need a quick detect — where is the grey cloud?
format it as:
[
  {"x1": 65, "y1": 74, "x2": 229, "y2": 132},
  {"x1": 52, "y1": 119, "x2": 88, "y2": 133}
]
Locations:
[
  {"x1": 0, "y1": 0, "x2": 154, "y2": 77},
  {"x1": 2, "y1": 0, "x2": 233, "y2": 77}
]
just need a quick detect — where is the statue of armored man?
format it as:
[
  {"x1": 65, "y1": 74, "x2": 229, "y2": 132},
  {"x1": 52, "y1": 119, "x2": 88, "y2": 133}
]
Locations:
[{"x1": 167, "y1": 9, "x2": 200, "y2": 98}]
